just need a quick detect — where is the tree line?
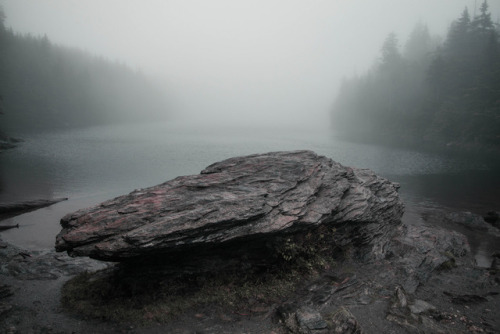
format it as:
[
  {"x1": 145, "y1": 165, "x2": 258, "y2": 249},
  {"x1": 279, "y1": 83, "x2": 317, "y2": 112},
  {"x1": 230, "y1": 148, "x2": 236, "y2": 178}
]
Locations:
[
  {"x1": 332, "y1": 1, "x2": 500, "y2": 151},
  {"x1": 0, "y1": 6, "x2": 168, "y2": 133}
]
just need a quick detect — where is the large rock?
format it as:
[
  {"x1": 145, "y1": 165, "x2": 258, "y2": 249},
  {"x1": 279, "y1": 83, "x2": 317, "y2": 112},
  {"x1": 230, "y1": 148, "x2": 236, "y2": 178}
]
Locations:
[{"x1": 55, "y1": 151, "x2": 404, "y2": 261}]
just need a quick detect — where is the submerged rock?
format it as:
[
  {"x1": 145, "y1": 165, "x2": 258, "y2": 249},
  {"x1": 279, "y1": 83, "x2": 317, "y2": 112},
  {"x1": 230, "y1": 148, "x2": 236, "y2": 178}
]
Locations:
[
  {"x1": 484, "y1": 211, "x2": 500, "y2": 229},
  {"x1": 55, "y1": 151, "x2": 404, "y2": 262},
  {"x1": 445, "y1": 211, "x2": 490, "y2": 231},
  {"x1": 0, "y1": 133, "x2": 22, "y2": 151},
  {"x1": 0, "y1": 197, "x2": 68, "y2": 221}
]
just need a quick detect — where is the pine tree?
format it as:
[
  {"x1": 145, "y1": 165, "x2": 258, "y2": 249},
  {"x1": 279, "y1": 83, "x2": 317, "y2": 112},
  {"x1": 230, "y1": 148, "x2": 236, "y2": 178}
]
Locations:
[
  {"x1": 380, "y1": 33, "x2": 402, "y2": 70},
  {"x1": 445, "y1": 7, "x2": 471, "y2": 57},
  {"x1": 332, "y1": 4, "x2": 500, "y2": 149},
  {"x1": 404, "y1": 22, "x2": 433, "y2": 63},
  {"x1": 472, "y1": 0, "x2": 494, "y2": 36}
]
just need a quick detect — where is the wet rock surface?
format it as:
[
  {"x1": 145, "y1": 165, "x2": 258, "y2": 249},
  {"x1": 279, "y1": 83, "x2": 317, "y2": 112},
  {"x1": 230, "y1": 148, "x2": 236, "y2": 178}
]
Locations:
[
  {"x1": 56, "y1": 151, "x2": 404, "y2": 262},
  {"x1": 5, "y1": 212, "x2": 499, "y2": 334},
  {"x1": 265, "y1": 209, "x2": 498, "y2": 333},
  {"x1": 1, "y1": 151, "x2": 499, "y2": 333},
  {"x1": 0, "y1": 237, "x2": 110, "y2": 334},
  {"x1": 484, "y1": 211, "x2": 500, "y2": 229},
  {"x1": 0, "y1": 240, "x2": 106, "y2": 281},
  {"x1": 445, "y1": 211, "x2": 495, "y2": 231}
]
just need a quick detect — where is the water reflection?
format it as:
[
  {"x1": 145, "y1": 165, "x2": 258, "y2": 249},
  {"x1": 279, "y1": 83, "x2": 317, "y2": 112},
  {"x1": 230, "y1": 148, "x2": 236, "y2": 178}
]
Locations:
[{"x1": 395, "y1": 171, "x2": 500, "y2": 214}]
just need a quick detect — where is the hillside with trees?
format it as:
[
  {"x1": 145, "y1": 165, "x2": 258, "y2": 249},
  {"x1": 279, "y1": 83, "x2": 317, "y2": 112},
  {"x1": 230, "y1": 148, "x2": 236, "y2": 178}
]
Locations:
[
  {"x1": 332, "y1": 1, "x2": 500, "y2": 151},
  {"x1": 0, "y1": 6, "x2": 168, "y2": 134}
]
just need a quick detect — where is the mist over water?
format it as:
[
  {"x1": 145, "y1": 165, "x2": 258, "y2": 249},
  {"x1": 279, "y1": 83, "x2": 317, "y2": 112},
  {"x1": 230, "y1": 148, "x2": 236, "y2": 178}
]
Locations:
[{"x1": 4, "y1": 0, "x2": 499, "y2": 129}]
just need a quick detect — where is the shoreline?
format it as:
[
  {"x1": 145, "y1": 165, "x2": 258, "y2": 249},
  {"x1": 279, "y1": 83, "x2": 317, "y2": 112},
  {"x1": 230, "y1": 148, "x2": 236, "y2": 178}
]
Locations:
[
  {"x1": 1, "y1": 200, "x2": 499, "y2": 333},
  {"x1": 2, "y1": 195, "x2": 498, "y2": 268}
]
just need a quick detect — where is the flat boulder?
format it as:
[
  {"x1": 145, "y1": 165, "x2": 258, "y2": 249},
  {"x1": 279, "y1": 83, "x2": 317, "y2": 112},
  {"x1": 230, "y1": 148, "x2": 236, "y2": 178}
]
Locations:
[{"x1": 55, "y1": 151, "x2": 404, "y2": 261}]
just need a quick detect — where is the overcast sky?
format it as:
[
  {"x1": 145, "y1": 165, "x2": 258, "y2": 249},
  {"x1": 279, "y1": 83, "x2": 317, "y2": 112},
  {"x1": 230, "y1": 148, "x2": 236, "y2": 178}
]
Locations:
[{"x1": 2, "y1": 0, "x2": 500, "y2": 128}]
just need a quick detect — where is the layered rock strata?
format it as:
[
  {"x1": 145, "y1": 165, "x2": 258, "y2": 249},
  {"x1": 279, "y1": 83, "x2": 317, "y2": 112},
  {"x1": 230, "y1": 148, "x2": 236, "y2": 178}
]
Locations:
[{"x1": 55, "y1": 151, "x2": 404, "y2": 262}]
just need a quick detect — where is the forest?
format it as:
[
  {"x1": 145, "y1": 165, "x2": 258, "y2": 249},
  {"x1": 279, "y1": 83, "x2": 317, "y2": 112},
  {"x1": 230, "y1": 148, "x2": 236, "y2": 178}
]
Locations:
[
  {"x1": 0, "y1": 6, "x2": 168, "y2": 134},
  {"x1": 332, "y1": 1, "x2": 500, "y2": 151}
]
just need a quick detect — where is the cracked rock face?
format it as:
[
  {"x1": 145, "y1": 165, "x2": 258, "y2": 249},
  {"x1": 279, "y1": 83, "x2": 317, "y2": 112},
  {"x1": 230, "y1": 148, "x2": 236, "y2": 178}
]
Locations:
[{"x1": 55, "y1": 151, "x2": 404, "y2": 261}]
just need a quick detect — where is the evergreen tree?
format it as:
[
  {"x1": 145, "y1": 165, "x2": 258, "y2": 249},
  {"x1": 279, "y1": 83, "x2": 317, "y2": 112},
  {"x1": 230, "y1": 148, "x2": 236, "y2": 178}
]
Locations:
[
  {"x1": 0, "y1": 7, "x2": 169, "y2": 132},
  {"x1": 404, "y1": 22, "x2": 433, "y2": 63},
  {"x1": 469, "y1": 0, "x2": 497, "y2": 57},
  {"x1": 472, "y1": 0, "x2": 494, "y2": 35},
  {"x1": 332, "y1": 3, "x2": 500, "y2": 150},
  {"x1": 445, "y1": 7, "x2": 470, "y2": 57},
  {"x1": 380, "y1": 32, "x2": 402, "y2": 70},
  {"x1": 427, "y1": 52, "x2": 445, "y2": 101}
]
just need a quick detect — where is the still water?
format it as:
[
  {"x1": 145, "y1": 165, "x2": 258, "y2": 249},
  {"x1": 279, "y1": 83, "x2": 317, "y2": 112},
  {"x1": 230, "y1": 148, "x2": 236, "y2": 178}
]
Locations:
[{"x1": 1, "y1": 122, "x2": 499, "y2": 264}]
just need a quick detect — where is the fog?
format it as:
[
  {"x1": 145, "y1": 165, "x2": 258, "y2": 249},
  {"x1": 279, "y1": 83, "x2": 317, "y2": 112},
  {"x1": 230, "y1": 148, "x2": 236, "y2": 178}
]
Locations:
[{"x1": 3, "y1": 0, "x2": 500, "y2": 129}]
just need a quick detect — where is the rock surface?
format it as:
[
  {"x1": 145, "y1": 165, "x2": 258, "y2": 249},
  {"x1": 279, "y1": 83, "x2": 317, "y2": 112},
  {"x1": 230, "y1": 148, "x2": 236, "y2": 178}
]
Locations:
[
  {"x1": 0, "y1": 133, "x2": 22, "y2": 151},
  {"x1": 445, "y1": 211, "x2": 491, "y2": 231},
  {"x1": 484, "y1": 211, "x2": 500, "y2": 229},
  {"x1": 56, "y1": 150, "x2": 404, "y2": 261},
  {"x1": 0, "y1": 197, "x2": 68, "y2": 221},
  {"x1": 2, "y1": 205, "x2": 500, "y2": 333}
]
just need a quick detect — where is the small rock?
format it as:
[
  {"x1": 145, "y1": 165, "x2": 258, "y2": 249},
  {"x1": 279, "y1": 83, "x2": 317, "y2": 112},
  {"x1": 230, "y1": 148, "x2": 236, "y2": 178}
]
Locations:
[
  {"x1": 387, "y1": 286, "x2": 445, "y2": 333},
  {"x1": 491, "y1": 253, "x2": 500, "y2": 272},
  {"x1": 409, "y1": 299, "x2": 436, "y2": 314},
  {"x1": 443, "y1": 291, "x2": 488, "y2": 304},
  {"x1": 329, "y1": 307, "x2": 365, "y2": 334},
  {"x1": 295, "y1": 307, "x2": 328, "y2": 331},
  {"x1": 484, "y1": 211, "x2": 499, "y2": 227},
  {"x1": 392, "y1": 285, "x2": 407, "y2": 308}
]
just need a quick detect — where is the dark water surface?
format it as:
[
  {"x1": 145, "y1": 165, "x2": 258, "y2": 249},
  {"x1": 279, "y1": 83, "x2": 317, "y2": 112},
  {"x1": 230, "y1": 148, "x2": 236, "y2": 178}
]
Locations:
[{"x1": 1, "y1": 122, "x2": 499, "y2": 264}]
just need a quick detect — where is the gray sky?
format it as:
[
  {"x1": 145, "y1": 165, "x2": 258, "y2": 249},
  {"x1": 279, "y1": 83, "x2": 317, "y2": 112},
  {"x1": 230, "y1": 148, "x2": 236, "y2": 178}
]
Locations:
[{"x1": 2, "y1": 0, "x2": 500, "y2": 128}]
